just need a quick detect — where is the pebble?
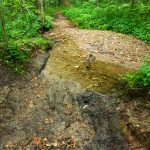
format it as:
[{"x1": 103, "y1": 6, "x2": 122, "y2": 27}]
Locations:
[
  {"x1": 45, "y1": 143, "x2": 51, "y2": 147},
  {"x1": 52, "y1": 143, "x2": 58, "y2": 147},
  {"x1": 43, "y1": 138, "x2": 48, "y2": 142},
  {"x1": 64, "y1": 108, "x2": 73, "y2": 115}
]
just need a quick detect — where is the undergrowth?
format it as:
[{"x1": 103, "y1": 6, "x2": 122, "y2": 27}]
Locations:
[
  {"x1": 123, "y1": 57, "x2": 150, "y2": 88},
  {"x1": 0, "y1": 37, "x2": 53, "y2": 74},
  {"x1": 0, "y1": 13, "x2": 53, "y2": 74},
  {"x1": 0, "y1": 14, "x2": 53, "y2": 40},
  {"x1": 62, "y1": 3, "x2": 150, "y2": 41}
]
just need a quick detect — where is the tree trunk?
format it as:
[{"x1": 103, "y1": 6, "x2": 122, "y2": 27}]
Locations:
[
  {"x1": 0, "y1": 7, "x2": 8, "y2": 43},
  {"x1": 56, "y1": 0, "x2": 63, "y2": 6},
  {"x1": 38, "y1": 0, "x2": 44, "y2": 24}
]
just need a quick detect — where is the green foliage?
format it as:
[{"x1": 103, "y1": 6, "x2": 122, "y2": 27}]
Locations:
[
  {"x1": 62, "y1": 3, "x2": 150, "y2": 41},
  {"x1": 45, "y1": 6, "x2": 59, "y2": 16},
  {"x1": 1, "y1": 14, "x2": 53, "y2": 40},
  {"x1": 0, "y1": 37, "x2": 52, "y2": 74},
  {"x1": 16, "y1": 37, "x2": 53, "y2": 50},
  {"x1": 0, "y1": 0, "x2": 54, "y2": 74},
  {"x1": 123, "y1": 59, "x2": 150, "y2": 88},
  {"x1": 0, "y1": 43, "x2": 28, "y2": 74},
  {"x1": 6, "y1": 14, "x2": 41, "y2": 40},
  {"x1": 42, "y1": 15, "x2": 53, "y2": 30}
]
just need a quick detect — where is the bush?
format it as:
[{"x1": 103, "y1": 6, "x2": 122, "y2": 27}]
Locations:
[
  {"x1": 123, "y1": 60, "x2": 150, "y2": 88},
  {"x1": 6, "y1": 14, "x2": 41, "y2": 40},
  {"x1": 42, "y1": 15, "x2": 53, "y2": 30},
  {"x1": 5, "y1": 14, "x2": 53, "y2": 40},
  {"x1": 0, "y1": 1, "x2": 54, "y2": 74},
  {"x1": 15, "y1": 37, "x2": 53, "y2": 50},
  {"x1": 0, "y1": 37, "x2": 53, "y2": 74},
  {"x1": 0, "y1": 11, "x2": 53, "y2": 74},
  {"x1": 0, "y1": 43, "x2": 29, "y2": 74}
]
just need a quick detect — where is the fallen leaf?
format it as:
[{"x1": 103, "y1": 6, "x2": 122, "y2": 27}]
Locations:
[{"x1": 32, "y1": 137, "x2": 43, "y2": 149}]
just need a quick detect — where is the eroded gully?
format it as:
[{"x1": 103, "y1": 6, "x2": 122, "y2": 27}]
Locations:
[{"x1": 0, "y1": 14, "x2": 129, "y2": 149}]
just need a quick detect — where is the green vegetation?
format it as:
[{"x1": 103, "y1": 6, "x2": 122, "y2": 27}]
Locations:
[
  {"x1": 123, "y1": 57, "x2": 150, "y2": 88},
  {"x1": 0, "y1": 37, "x2": 52, "y2": 74},
  {"x1": 63, "y1": 2, "x2": 150, "y2": 41},
  {"x1": 0, "y1": 0, "x2": 54, "y2": 74}
]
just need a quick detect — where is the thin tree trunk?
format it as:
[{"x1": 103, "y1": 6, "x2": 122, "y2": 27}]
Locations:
[
  {"x1": 0, "y1": 7, "x2": 8, "y2": 43},
  {"x1": 38, "y1": 0, "x2": 44, "y2": 24}
]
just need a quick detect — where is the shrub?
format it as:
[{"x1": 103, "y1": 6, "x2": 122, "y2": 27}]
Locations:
[
  {"x1": 123, "y1": 59, "x2": 150, "y2": 88},
  {"x1": 0, "y1": 37, "x2": 53, "y2": 74},
  {"x1": 6, "y1": 14, "x2": 41, "y2": 39},
  {"x1": 0, "y1": 43, "x2": 29, "y2": 74},
  {"x1": 42, "y1": 15, "x2": 53, "y2": 30}
]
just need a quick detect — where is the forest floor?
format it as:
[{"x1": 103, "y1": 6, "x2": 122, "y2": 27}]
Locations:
[{"x1": 0, "y1": 13, "x2": 149, "y2": 150}]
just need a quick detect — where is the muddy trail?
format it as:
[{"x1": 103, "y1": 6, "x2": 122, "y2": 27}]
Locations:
[{"x1": 0, "y1": 14, "x2": 149, "y2": 150}]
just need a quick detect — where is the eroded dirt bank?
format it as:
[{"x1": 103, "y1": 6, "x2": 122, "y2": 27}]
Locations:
[{"x1": 0, "y1": 13, "x2": 149, "y2": 150}]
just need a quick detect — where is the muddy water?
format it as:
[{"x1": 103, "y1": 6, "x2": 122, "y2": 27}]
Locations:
[
  {"x1": 42, "y1": 38, "x2": 128, "y2": 149},
  {"x1": 43, "y1": 38, "x2": 128, "y2": 94}
]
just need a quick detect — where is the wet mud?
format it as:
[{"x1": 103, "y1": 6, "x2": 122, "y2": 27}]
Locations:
[{"x1": 77, "y1": 92, "x2": 127, "y2": 150}]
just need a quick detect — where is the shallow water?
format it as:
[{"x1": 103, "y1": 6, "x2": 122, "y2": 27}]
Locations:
[{"x1": 43, "y1": 39, "x2": 128, "y2": 94}]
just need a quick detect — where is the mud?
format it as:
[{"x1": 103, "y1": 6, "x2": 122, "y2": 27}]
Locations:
[{"x1": 74, "y1": 92, "x2": 127, "y2": 150}]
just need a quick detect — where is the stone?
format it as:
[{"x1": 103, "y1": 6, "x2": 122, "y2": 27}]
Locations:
[{"x1": 64, "y1": 108, "x2": 73, "y2": 115}]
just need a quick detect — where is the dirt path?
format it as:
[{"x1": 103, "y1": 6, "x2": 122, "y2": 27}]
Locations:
[{"x1": 0, "y1": 13, "x2": 149, "y2": 150}]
